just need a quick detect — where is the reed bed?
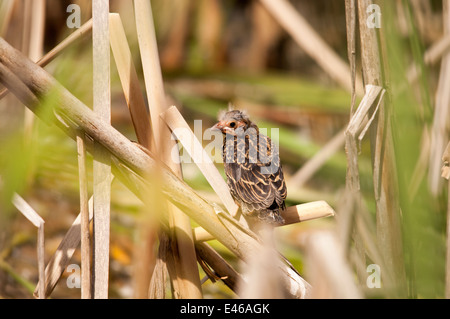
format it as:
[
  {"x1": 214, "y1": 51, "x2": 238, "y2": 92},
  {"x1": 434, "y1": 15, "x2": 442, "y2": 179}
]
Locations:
[{"x1": 0, "y1": 0, "x2": 448, "y2": 300}]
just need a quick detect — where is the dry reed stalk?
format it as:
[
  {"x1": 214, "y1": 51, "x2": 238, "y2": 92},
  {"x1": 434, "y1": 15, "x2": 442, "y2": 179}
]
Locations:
[
  {"x1": 195, "y1": 241, "x2": 243, "y2": 293},
  {"x1": 109, "y1": 13, "x2": 153, "y2": 149},
  {"x1": 110, "y1": 12, "x2": 157, "y2": 297},
  {"x1": 345, "y1": 0, "x2": 357, "y2": 116},
  {"x1": 334, "y1": 190, "x2": 366, "y2": 286},
  {"x1": 259, "y1": 0, "x2": 363, "y2": 96},
  {"x1": 159, "y1": 0, "x2": 191, "y2": 71},
  {"x1": 148, "y1": 232, "x2": 169, "y2": 299},
  {"x1": 0, "y1": 18, "x2": 93, "y2": 100},
  {"x1": 92, "y1": 0, "x2": 111, "y2": 299},
  {"x1": 303, "y1": 230, "x2": 362, "y2": 298},
  {"x1": 109, "y1": 9, "x2": 158, "y2": 297},
  {"x1": 194, "y1": 201, "x2": 335, "y2": 242},
  {"x1": 345, "y1": 85, "x2": 383, "y2": 193},
  {"x1": 20, "y1": 0, "x2": 31, "y2": 59},
  {"x1": 33, "y1": 189, "x2": 99, "y2": 298},
  {"x1": 11, "y1": 194, "x2": 45, "y2": 299},
  {"x1": 407, "y1": 35, "x2": 450, "y2": 83},
  {"x1": 27, "y1": 0, "x2": 45, "y2": 62},
  {"x1": 429, "y1": 0, "x2": 450, "y2": 196},
  {"x1": 76, "y1": 130, "x2": 91, "y2": 298},
  {"x1": 290, "y1": 127, "x2": 346, "y2": 188},
  {"x1": 0, "y1": 38, "x2": 311, "y2": 298},
  {"x1": 424, "y1": 35, "x2": 450, "y2": 65},
  {"x1": 133, "y1": 220, "x2": 158, "y2": 299},
  {"x1": 23, "y1": 0, "x2": 45, "y2": 138},
  {"x1": 237, "y1": 227, "x2": 285, "y2": 298},
  {"x1": 0, "y1": 0, "x2": 15, "y2": 36},
  {"x1": 134, "y1": 0, "x2": 202, "y2": 299},
  {"x1": 357, "y1": 0, "x2": 406, "y2": 295}
]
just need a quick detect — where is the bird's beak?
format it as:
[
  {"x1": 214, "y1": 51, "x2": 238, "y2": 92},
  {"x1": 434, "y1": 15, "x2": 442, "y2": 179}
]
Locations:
[{"x1": 211, "y1": 121, "x2": 225, "y2": 132}]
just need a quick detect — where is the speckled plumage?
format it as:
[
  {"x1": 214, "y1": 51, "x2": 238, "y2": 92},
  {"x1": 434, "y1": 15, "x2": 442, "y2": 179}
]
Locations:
[{"x1": 212, "y1": 109, "x2": 286, "y2": 225}]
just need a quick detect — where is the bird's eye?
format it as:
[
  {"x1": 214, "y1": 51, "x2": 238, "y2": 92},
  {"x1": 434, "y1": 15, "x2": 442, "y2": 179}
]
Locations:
[{"x1": 229, "y1": 122, "x2": 236, "y2": 128}]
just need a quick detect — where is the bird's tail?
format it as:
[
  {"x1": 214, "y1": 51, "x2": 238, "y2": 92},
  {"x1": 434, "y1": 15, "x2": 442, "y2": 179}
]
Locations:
[{"x1": 257, "y1": 208, "x2": 285, "y2": 226}]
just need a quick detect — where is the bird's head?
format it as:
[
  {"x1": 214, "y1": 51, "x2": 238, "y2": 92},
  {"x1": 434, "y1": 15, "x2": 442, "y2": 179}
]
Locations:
[{"x1": 211, "y1": 108, "x2": 258, "y2": 136}]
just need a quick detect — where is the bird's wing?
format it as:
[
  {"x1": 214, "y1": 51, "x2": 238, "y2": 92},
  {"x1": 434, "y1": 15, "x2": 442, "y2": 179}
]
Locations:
[
  {"x1": 224, "y1": 134, "x2": 287, "y2": 211},
  {"x1": 225, "y1": 161, "x2": 275, "y2": 211}
]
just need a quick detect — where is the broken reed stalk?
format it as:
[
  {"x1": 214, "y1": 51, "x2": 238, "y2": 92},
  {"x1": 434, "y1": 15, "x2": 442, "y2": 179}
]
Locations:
[
  {"x1": 92, "y1": 0, "x2": 111, "y2": 299},
  {"x1": 134, "y1": 0, "x2": 202, "y2": 299},
  {"x1": 345, "y1": 85, "x2": 383, "y2": 193},
  {"x1": 342, "y1": 84, "x2": 387, "y2": 285},
  {"x1": 34, "y1": 189, "x2": 98, "y2": 298},
  {"x1": 11, "y1": 194, "x2": 45, "y2": 299},
  {"x1": 357, "y1": 0, "x2": 406, "y2": 295},
  {"x1": 0, "y1": 36, "x2": 311, "y2": 299}
]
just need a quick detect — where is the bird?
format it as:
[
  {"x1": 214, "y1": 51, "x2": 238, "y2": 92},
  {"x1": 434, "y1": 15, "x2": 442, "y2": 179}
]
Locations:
[{"x1": 211, "y1": 107, "x2": 287, "y2": 225}]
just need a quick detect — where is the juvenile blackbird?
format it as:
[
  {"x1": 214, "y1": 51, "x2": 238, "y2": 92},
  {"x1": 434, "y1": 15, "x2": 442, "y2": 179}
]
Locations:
[{"x1": 212, "y1": 109, "x2": 287, "y2": 225}]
